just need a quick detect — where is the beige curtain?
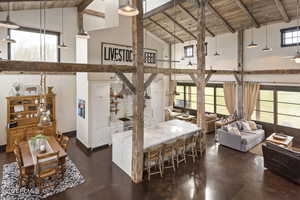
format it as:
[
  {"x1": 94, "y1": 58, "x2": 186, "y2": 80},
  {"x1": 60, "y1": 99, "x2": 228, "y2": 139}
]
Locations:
[
  {"x1": 223, "y1": 82, "x2": 237, "y2": 115},
  {"x1": 243, "y1": 82, "x2": 260, "y2": 120}
]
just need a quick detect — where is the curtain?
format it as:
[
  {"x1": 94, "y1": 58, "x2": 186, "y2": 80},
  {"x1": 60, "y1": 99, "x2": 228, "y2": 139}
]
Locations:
[
  {"x1": 223, "y1": 82, "x2": 237, "y2": 115},
  {"x1": 243, "y1": 82, "x2": 260, "y2": 120}
]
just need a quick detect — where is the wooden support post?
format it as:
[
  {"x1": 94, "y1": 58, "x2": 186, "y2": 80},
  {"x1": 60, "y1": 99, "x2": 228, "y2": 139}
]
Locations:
[
  {"x1": 131, "y1": 0, "x2": 144, "y2": 184},
  {"x1": 115, "y1": 72, "x2": 136, "y2": 94},
  {"x1": 197, "y1": 0, "x2": 207, "y2": 145},
  {"x1": 205, "y1": 73, "x2": 212, "y2": 85},
  {"x1": 144, "y1": 73, "x2": 157, "y2": 90},
  {"x1": 237, "y1": 30, "x2": 244, "y2": 119}
]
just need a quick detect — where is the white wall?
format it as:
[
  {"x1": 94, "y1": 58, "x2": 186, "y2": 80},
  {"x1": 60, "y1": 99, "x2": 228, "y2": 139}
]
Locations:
[{"x1": 0, "y1": 8, "x2": 78, "y2": 145}]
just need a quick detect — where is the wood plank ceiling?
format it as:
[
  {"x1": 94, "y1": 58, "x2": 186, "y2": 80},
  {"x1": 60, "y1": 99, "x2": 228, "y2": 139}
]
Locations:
[
  {"x1": 143, "y1": 0, "x2": 297, "y2": 43},
  {"x1": 0, "y1": 0, "x2": 84, "y2": 11}
]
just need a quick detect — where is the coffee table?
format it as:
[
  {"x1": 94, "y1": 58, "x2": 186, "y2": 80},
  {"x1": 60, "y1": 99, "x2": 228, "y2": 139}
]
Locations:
[{"x1": 266, "y1": 133, "x2": 294, "y2": 148}]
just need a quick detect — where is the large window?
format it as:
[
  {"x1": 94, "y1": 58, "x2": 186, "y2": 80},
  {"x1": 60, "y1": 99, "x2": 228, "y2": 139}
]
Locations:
[
  {"x1": 281, "y1": 26, "x2": 300, "y2": 47},
  {"x1": 8, "y1": 27, "x2": 60, "y2": 62},
  {"x1": 174, "y1": 83, "x2": 228, "y2": 115},
  {"x1": 252, "y1": 86, "x2": 300, "y2": 130},
  {"x1": 184, "y1": 45, "x2": 194, "y2": 58}
]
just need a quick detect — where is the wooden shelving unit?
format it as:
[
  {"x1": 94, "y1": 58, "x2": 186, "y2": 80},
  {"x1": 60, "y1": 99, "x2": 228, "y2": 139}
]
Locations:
[
  {"x1": 6, "y1": 94, "x2": 56, "y2": 152},
  {"x1": 110, "y1": 91, "x2": 123, "y2": 114}
]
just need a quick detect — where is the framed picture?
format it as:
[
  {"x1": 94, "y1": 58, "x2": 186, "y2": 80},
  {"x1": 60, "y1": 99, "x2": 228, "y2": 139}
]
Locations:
[
  {"x1": 23, "y1": 84, "x2": 40, "y2": 96},
  {"x1": 78, "y1": 99, "x2": 85, "y2": 119}
]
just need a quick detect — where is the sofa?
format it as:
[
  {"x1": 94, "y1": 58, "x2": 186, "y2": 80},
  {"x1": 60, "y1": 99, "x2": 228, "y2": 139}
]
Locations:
[
  {"x1": 262, "y1": 142, "x2": 300, "y2": 184},
  {"x1": 217, "y1": 121, "x2": 265, "y2": 152}
]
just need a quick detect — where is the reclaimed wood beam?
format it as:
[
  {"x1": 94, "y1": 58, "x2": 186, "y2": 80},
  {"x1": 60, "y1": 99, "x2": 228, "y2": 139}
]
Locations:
[
  {"x1": 233, "y1": 72, "x2": 241, "y2": 85},
  {"x1": 131, "y1": 0, "x2": 144, "y2": 184},
  {"x1": 196, "y1": 0, "x2": 207, "y2": 144},
  {"x1": 237, "y1": 30, "x2": 244, "y2": 119},
  {"x1": 143, "y1": 0, "x2": 187, "y2": 19},
  {"x1": 115, "y1": 72, "x2": 136, "y2": 94},
  {"x1": 78, "y1": 0, "x2": 94, "y2": 13},
  {"x1": 148, "y1": 18, "x2": 184, "y2": 43},
  {"x1": 189, "y1": 74, "x2": 201, "y2": 86},
  {"x1": 177, "y1": 3, "x2": 215, "y2": 37},
  {"x1": 207, "y1": 2, "x2": 235, "y2": 33},
  {"x1": 163, "y1": 11, "x2": 197, "y2": 40},
  {"x1": 273, "y1": 0, "x2": 290, "y2": 23},
  {"x1": 233, "y1": 0, "x2": 260, "y2": 28},
  {"x1": 0, "y1": 0, "x2": 73, "y2": 1},
  {"x1": 82, "y1": 9, "x2": 105, "y2": 18},
  {"x1": 144, "y1": 73, "x2": 157, "y2": 89},
  {"x1": 205, "y1": 72, "x2": 212, "y2": 84}
]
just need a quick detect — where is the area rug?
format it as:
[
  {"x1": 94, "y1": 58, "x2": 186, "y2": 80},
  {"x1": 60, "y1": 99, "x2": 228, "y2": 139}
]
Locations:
[
  {"x1": 250, "y1": 142, "x2": 265, "y2": 156},
  {"x1": 0, "y1": 157, "x2": 85, "y2": 199}
]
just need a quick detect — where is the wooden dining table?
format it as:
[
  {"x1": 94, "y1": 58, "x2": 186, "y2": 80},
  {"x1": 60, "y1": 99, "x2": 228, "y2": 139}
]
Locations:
[{"x1": 19, "y1": 136, "x2": 67, "y2": 173}]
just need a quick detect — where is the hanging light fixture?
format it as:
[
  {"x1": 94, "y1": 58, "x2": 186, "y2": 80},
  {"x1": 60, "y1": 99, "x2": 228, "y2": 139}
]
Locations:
[
  {"x1": 214, "y1": 35, "x2": 220, "y2": 56},
  {"x1": 38, "y1": 0, "x2": 52, "y2": 127},
  {"x1": 293, "y1": 0, "x2": 300, "y2": 63},
  {"x1": 0, "y1": 1, "x2": 20, "y2": 29},
  {"x1": 118, "y1": 0, "x2": 139, "y2": 17},
  {"x1": 262, "y1": 21, "x2": 272, "y2": 52},
  {"x1": 247, "y1": 0, "x2": 258, "y2": 48},
  {"x1": 58, "y1": 8, "x2": 68, "y2": 49}
]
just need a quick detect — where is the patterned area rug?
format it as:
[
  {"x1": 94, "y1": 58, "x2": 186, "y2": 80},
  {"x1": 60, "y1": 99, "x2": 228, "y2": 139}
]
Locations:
[
  {"x1": 250, "y1": 142, "x2": 264, "y2": 156},
  {"x1": 0, "y1": 157, "x2": 85, "y2": 199}
]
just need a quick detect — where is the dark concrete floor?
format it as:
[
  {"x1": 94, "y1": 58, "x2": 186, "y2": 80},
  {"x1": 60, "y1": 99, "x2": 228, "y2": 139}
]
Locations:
[{"x1": 1, "y1": 134, "x2": 300, "y2": 200}]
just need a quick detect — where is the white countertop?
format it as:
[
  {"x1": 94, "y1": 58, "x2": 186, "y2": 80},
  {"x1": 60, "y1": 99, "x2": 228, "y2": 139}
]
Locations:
[{"x1": 112, "y1": 119, "x2": 201, "y2": 150}]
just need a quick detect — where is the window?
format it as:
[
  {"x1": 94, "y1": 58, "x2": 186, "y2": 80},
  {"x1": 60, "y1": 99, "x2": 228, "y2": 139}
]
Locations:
[
  {"x1": 174, "y1": 83, "x2": 229, "y2": 115},
  {"x1": 184, "y1": 45, "x2": 194, "y2": 57},
  {"x1": 8, "y1": 27, "x2": 60, "y2": 62},
  {"x1": 281, "y1": 26, "x2": 300, "y2": 47},
  {"x1": 277, "y1": 91, "x2": 300, "y2": 129},
  {"x1": 252, "y1": 89, "x2": 274, "y2": 124}
]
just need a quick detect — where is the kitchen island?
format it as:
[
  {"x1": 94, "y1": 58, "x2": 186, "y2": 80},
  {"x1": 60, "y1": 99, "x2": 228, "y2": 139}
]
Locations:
[{"x1": 112, "y1": 119, "x2": 201, "y2": 177}]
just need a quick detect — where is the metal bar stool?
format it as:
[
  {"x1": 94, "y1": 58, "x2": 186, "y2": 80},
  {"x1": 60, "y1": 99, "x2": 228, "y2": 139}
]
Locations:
[
  {"x1": 144, "y1": 145, "x2": 163, "y2": 181},
  {"x1": 162, "y1": 142, "x2": 176, "y2": 173},
  {"x1": 175, "y1": 138, "x2": 186, "y2": 168}
]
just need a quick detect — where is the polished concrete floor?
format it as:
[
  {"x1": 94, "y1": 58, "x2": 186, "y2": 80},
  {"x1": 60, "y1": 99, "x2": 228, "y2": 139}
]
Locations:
[{"x1": 1, "y1": 134, "x2": 300, "y2": 200}]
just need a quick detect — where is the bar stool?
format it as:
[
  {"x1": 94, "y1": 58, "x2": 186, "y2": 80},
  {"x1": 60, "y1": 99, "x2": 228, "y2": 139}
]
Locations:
[
  {"x1": 185, "y1": 134, "x2": 197, "y2": 163},
  {"x1": 162, "y1": 142, "x2": 176, "y2": 173},
  {"x1": 195, "y1": 131, "x2": 205, "y2": 157},
  {"x1": 144, "y1": 145, "x2": 163, "y2": 181},
  {"x1": 175, "y1": 138, "x2": 186, "y2": 168}
]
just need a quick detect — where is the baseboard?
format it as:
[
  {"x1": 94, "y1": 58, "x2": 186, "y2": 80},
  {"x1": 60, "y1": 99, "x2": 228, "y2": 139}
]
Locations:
[{"x1": 0, "y1": 145, "x2": 6, "y2": 153}]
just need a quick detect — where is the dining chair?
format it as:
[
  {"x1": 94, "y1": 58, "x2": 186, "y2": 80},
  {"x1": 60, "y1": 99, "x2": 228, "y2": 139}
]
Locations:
[
  {"x1": 175, "y1": 138, "x2": 186, "y2": 168},
  {"x1": 185, "y1": 134, "x2": 197, "y2": 163},
  {"x1": 162, "y1": 142, "x2": 176, "y2": 173},
  {"x1": 144, "y1": 145, "x2": 163, "y2": 181},
  {"x1": 60, "y1": 136, "x2": 69, "y2": 152},
  {"x1": 13, "y1": 145, "x2": 30, "y2": 187},
  {"x1": 35, "y1": 151, "x2": 59, "y2": 194}
]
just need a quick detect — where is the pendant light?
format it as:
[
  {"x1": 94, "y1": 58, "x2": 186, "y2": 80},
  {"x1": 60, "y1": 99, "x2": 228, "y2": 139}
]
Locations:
[
  {"x1": 0, "y1": 1, "x2": 19, "y2": 29},
  {"x1": 38, "y1": 0, "x2": 52, "y2": 128},
  {"x1": 214, "y1": 35, "x2": 220, "y2": 56},
  {"x1": 247, "y1": 0, "x2": 258, "y2": 48},
  {"x1": 294, "y1": 0, "x2": 300, "y2": 63},
  {"x1": 118, "y1": 0, "x2": 139, "y2": 17},
  {"x1": 58, "y1": 8, "x2": 68, "y2": 49},
  {"x1": 262, "y1": 21, "x2": 272, "y2": 52}
]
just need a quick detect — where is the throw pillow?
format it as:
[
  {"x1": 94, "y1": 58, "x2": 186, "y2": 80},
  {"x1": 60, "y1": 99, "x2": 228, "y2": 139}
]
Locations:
[
  {"x1": 242, "y1": 121, "x2": 252, "y2": 131},
  {"x1": 248, "y1": 121, "x2": 257, "y2": 130},
  {"x1": 232, "y1": 127, "x2": 241, "y2": 136}
]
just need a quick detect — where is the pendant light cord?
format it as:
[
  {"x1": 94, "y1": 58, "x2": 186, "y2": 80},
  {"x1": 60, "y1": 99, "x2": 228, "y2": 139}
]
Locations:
[
  {"x1": 43, "y1": 0, "x2": 46, "y2": 62},
  {"x1": 7, "y1": 1, "x2": 10, "y2": 20},
  {"x1": 173, "y1": 0, "x2": 176, "y2": 80},
  {"x1": 297, "y1": 0, "x2": 299, "y2": 53},
  {"x1": 61, "y1": 7, "x2": 64, "y2": 43},
  {"x1": 40, "y1": 1, "x2": 42, "y2": 61}
]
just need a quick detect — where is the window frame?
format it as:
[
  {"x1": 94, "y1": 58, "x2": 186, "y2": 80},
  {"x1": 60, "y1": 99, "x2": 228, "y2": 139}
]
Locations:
[
  {"x1": 280, "y1": 26, "x2": 300, "y2": 47},
  {"x1": 184, "y1": 45, "x2": 194, "y2": 58},
  {"x1": 8, "y1": 26, "x2": 61, "y2": 62}
]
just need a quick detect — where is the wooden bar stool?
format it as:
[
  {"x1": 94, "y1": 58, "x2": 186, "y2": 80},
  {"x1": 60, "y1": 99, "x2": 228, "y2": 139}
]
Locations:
[
  {"x1": 175, "y1": 138, "x2": 186, "y2": 168},
  {"x1": 14, "y1": 145, "x2": 30, "y2": 188},
  {"x1": 162, "y1": 142, "x2": 176, "y2": 173},
  {"x1": 185, "y1": 134, "x2": 197, "y2": 163},
  {"x1": 195, "y1": 131, "x2": 205, "y2": 157},
  {"x1": 144, "y1": 145, "x2": 163, "y2": 181}
]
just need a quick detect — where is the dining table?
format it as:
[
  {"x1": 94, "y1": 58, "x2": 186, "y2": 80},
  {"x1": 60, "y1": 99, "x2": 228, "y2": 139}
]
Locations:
[{"x1": 19, "y1": 136, "x2": 67, "y2": 174}]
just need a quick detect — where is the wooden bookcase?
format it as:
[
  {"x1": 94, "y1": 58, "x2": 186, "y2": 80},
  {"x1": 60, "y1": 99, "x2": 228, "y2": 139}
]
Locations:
[{"x1": 6, "y1": 94, "x2": 56, "y2": 152}]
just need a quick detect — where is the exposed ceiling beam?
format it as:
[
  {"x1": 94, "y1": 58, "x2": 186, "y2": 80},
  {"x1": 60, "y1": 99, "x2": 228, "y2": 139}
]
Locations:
[
  {"x1": 83, "y1": 9, "x2": 105, "y2": 18},
  {"x1": 78, "y1": 0, "x2": 94, "y2": 13},
  {"x1": 233, "y1": 0, "x2": 260, "y2": 28},
  {"x1": 0, "y1": 0, "x2": 73, "y2": 1},
  {"x1": 207, "y1": 2, "x2": 235, "y2": 33},
  {"x1": 143, "y1": 0, "x2": 187, "y2": 19},
  {"x1": 162, "y1": 11, "x2": 197, "y2": 40},
  {"x1": 273, "y1": 0, "x2": 290, "y2": 23},
  {"x1": 148, "y1": 18, "x2": 184, "y2": 43},
  {"x1": 177, "y1": 3, "x2": 215, "y2": 37}
]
